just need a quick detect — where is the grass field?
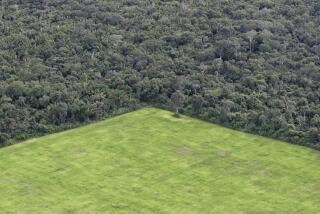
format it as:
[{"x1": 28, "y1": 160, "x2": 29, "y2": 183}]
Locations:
[{"x1": 1, "y1": 108, "x2": 320, "y2": 213}]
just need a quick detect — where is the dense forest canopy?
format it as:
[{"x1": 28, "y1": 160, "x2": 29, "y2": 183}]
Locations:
[{"x1": 0, "y1": 0, "x2": 319, "y2": 149}]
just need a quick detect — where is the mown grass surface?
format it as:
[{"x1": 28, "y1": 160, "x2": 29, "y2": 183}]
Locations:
[{"x1": 1, "y1": 108, "x2": 320, "y2": 213}]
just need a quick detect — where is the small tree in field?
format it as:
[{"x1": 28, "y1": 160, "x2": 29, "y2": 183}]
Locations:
[{"x1": 171, "y1": 90, "x2": 185, "y2": 117}]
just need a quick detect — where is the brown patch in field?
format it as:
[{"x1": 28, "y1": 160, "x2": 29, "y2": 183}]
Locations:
[
  {"x1": 216, "y1": 151, "x2": 230, "y2": 157},
  {"x1": 158, "y1": 171, "x2": 170, "y2": 179},
  {"x1": 70, "y1": 147, "x2": 89, "y2": 155},
  {"x1": 176, "y1": 146, "x2": 193, "y2": 156},
  {"x1": 258, "y1": 169, "x2": 270, "y2": 176},
  {"x1": 247, "y1": 160, "x2": 259, "y2": 166},
  {"x1": 246, "y1": 160, "x2": 269, "y2": 176},
  {"x1": 313, "y1": 183, "x2": 320, "y2": 192}
]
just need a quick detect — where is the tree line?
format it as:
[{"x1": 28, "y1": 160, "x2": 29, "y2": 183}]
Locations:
[{"x1": 0, "y1": 0, "x2": 319, "y2": 149}]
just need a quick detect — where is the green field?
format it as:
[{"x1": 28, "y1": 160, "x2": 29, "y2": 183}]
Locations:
[{"x1": 1, "y1": 108, "x2": 320, "y2": 213}]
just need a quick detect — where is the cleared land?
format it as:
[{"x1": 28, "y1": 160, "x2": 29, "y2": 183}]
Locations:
[{"x1": 1, "y1": 108, "x2": 320, "y2": 213}]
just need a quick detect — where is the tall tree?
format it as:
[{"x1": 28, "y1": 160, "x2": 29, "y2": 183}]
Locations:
[{"x1": 171, "y1": 90, "x2": 185, "y2": 117}]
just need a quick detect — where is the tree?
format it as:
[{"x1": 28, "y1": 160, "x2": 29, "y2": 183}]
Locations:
[
  {"x1": 0, "y1": 132, "x2": 9, "y2": 147},
  {"x1": 171, "y1": 90, "x2": 185, "y2": 117},
  {"x1": 246, "y1": 30, "x2": 257, "y2": 52},
  {"x1": 311, "y1": 114, "x2": 320, "y2": 128},
  {"x1": 5, "y1": 81, "x2": 25, "y2": 100},
  {"x1": 48, "y1": 102, "x2": 68, "y2": 125},
  {"x1": 215, "y1": 40, "x2": 238, "y2": 61},
  {"x1": 191, "y1": 95, "x2": 205, "y2": 113}
]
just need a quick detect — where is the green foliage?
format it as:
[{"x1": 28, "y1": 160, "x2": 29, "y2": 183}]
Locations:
[{"x1": 0, "y1": 0, "x2": 319, "y2": 149}]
